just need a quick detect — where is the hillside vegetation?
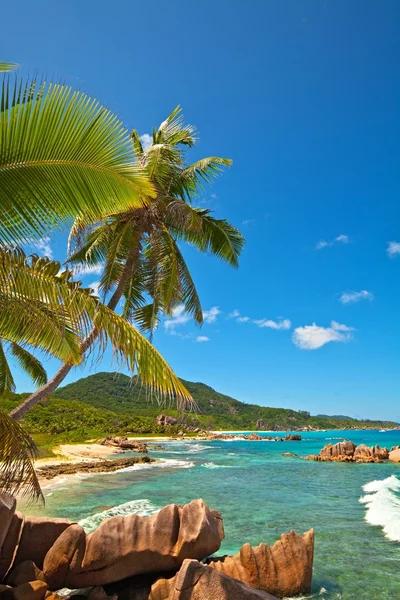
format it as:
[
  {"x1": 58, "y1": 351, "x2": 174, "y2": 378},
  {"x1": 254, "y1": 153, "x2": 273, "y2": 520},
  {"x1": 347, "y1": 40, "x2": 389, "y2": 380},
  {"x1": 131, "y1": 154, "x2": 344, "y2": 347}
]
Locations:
[{"x1": 4, "y1": 372, "x2": 397, "y2": 445}]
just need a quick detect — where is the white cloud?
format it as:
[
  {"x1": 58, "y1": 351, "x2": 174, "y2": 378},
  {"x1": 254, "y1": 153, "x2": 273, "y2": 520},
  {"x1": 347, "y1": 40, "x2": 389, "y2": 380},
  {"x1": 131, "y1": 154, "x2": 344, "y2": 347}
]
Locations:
[
  {"x1": 387, "y1": 241, "x2": 400, "y2": 257},
  {"x1": 26, "y1": 236, "x2": 53, "y2": 258},
  {"x1": 140, "y1": 133, "x2": 153, "y2": 151},
  {"x1": 89, "y1": 280, "x2": 101, "y2": 295},
  {"x1": 316, "y1": 234, "x2": 350, "y2": 250},
  {"x1": 339, "y1": 290, "x2": 373, "y2": 304},
  {"x1": 254, "y1": 318, "x2": 291, "y2": 330},
  {"x1": 292, "y1": 320, "x2": 354, "y2": 350},
  {"x1": 242, "y1": 219, "x2": 256, "y2": 226},
  {"x1": 335, "y1": 234, "x2": 350, "y2": 244},
  {"x1": 229, "y1": 309, "x2": 240, "y2": 318},
  {"x1": 73, "y1": 263, "x2": 104, "y2": 276},
  {"x1": 330, "y1": 320, "x2": 354, "y2": 332},
  {"x1": 203, "y1": 306, "x2": 221, "y2": 324},
  {"x1": 237, "y1": 316, "x2": 250, "y2": 323},
  {"x1": 211, "y1": 193, "x2": 218, "y2": 199},
  {"x1": 164, "y1": 304, "x2": 191, "y2": 331},
  {"x1": 196, "y1": 336, "x2": 210, "y2": 343}
]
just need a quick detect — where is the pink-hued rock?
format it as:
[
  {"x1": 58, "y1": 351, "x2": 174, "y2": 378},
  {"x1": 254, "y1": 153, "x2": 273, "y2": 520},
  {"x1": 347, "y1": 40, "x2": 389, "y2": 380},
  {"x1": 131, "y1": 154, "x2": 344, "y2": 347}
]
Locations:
[
  {"x1": 307, "y1": 441, "x2": 389, "y2": 463},
  {"x1": 43, "y1": 500, "x2": 224, "y2": 589},
  {"x1": 389, "y1": 448, "x2": 400, "y2": 463},
  {"x1": 127, "y1": 559, "x2": 279, "y2": 600},
  {"x1": 206, "y1": 529, "x2": 314, "y2": 598}
]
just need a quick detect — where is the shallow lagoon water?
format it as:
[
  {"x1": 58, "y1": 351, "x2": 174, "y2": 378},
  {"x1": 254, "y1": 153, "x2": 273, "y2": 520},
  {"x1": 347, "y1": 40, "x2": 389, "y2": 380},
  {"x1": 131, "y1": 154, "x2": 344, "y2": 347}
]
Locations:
[{"x1": 25, "y1": 430, "x2": 400, "y2": 599}]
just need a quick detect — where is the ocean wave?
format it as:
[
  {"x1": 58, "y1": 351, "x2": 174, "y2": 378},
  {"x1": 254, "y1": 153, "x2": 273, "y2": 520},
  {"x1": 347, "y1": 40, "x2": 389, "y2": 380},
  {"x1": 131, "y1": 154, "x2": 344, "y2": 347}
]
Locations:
[
  {"x1": 114, "y1": 458, "x2": 195, "y2": 474},
  {"x1": 78, "y1": 498, "x2": 158, "y2": 532},
  {"x1": 201, "y1": 462, "x2": 232, "y2": 469},
  {"x1": 359, "y1": 475, "x2": 400, "y2": 541}
]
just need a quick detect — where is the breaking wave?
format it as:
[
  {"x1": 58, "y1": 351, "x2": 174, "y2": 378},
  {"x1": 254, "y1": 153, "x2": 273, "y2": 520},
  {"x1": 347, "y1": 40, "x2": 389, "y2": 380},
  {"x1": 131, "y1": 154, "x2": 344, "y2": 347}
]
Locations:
[
  {"x1": 78, "y1": 498, "x2": 158, "y2": 532},
  {"x1": 114, "y1": 458, "x2": 195, "y2": 474},
  {"x1": 359, "y1": 475, "x2": 400, "y2": 542},
  {"x1": 201, "y1": 462, "x2": 232, "y2": 469}
]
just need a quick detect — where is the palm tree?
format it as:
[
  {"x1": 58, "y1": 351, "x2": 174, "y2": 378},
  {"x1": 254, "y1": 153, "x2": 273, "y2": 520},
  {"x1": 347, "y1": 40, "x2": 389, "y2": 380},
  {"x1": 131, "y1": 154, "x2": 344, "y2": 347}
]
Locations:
[
  {"x1": 2, "y1": 247, "x2": 190, "y2": 420},
  {"x1": 10, "y1": 107, "x2": 244, "y2": 420},
  {"x1": 0, "y1": 77, "x2": 154, "y2": 245},
  {"x1": 0, "y1": 246, "x2": 191, "y2": 499}
]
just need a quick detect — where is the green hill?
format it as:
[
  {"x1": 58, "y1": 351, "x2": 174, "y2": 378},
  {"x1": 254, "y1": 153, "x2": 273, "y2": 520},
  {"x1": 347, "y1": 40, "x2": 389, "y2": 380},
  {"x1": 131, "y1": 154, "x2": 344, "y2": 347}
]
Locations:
[{"x1": 4, "y1": 372, "x2": 397, "y2": 445}]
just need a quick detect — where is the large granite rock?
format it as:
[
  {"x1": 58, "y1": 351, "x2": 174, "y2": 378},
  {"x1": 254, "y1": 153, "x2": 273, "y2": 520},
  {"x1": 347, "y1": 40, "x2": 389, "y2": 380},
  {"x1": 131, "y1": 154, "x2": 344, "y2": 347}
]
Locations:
[
  {"x1": 205, "y1": 529, "x2": 314, "y2": 598},
  {"x1": 14, "y1": 516, "x2": 73, "y2": 569},
  {"x1": 117, "y1": 559, "x2": 279, "y2": 600},
  {"x1": 389, "y1": 448, "x2": 400, "y2": 462},
  {"x1": 97, "y1": 437, "x2": 148, "y2": 453},
  {"x1": 0, "y1": 493, "x2": 24, "y2": 581},
  {"x1": 43, "y1": 500, "x2": 224, "y2": 589},
  {"x1": 306, "y1": 441, "x2": 389, "y2": 463},
  {"x1": 156, "y1": 415, "x2": 178, "y2": 427},
  {"x1": 6, "y1": 560, "x2": 44, "y2": 586}
]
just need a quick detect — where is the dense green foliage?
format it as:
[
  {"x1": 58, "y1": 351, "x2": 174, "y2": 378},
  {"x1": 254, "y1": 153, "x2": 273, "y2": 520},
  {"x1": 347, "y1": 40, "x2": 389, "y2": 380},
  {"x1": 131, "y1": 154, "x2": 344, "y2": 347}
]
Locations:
[
  {"x1": 38, "y1": 371, "x2": 400, "y2": 432},
  {"x1": 4, "y1": 372, "x2": 397, "y2": 448}
]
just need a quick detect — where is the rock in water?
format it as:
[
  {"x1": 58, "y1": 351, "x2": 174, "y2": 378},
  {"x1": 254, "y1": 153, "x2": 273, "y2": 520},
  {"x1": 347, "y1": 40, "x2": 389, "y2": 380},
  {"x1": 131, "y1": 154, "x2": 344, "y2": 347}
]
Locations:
[
  {"x1": 389, "y1": 448, "x2": 400, "y2": 462},
  {"x1": 306, "y1": 441, "x2": 389, "y2": 463},
  {"x1": 205, "y1": 529, "x2": 314, "y2": 598},
  {"x1": 43, "y1": 499, "x2": 224, "y2": 589},
  {"x1": 122, "y1": 559, "x2": 279, "y2": 600}
]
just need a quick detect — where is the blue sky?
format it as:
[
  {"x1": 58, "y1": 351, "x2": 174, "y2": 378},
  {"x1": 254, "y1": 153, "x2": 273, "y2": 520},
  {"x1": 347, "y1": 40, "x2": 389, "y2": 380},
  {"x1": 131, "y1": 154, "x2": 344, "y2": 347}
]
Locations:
[{"x1": 2, "y1": 1, "x2": 400, "y2": 420}]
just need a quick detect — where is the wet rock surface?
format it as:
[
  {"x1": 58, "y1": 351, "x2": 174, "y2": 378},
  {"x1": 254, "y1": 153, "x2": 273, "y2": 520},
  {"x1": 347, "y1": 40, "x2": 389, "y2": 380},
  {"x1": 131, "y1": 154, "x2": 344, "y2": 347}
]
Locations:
[{"x1": 36, "y1": 456, "x2": 154, "y2": 480}]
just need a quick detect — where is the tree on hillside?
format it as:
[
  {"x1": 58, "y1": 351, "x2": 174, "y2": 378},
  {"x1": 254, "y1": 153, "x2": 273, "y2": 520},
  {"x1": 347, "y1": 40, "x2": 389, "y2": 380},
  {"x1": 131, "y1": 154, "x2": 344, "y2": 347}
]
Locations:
[{"x1": 10, "y1": 107, "x2": 244, "y2": 421}]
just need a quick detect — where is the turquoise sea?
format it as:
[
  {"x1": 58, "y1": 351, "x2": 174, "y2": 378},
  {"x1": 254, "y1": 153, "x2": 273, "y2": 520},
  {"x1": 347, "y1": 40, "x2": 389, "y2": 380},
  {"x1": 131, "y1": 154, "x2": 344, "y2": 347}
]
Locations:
[{"x1": 24, "y1": 430, "x2": 400, "y2": 599}]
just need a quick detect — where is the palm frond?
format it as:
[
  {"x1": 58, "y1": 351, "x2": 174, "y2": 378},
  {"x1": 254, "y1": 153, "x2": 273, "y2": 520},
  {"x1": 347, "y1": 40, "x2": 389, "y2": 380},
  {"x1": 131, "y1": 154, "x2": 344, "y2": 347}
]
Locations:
[
  {"x1": 10, "y1": 343, "x2": 47, "y2": 388},
  {"x1": 0, "y1": 78, "x2": 155, "y2": 243},
  {"x1": 0, "y1": 409, "x2": 43, "y2": 503},
  {"x1": 168, "y1": 206, "x2": 245, "y2": 267},
  {"x1": 131, "y1": 130, "x2": 144, "y2": 155},
  {"x1": 174, "y1": 157, "x2": 232, "y2": 201},
  {"x1": 0, "y1": 340, "x2": 15, "y2": 394},
  {"x1": 91, "y1": 304, "x2": 193, "y2": 408},
  {"x1": 154, "y1": 106, "x2": 196, "y2": 147},
  {"x1": 0, "y1": 62, "x2": 18, "y2": 72}
]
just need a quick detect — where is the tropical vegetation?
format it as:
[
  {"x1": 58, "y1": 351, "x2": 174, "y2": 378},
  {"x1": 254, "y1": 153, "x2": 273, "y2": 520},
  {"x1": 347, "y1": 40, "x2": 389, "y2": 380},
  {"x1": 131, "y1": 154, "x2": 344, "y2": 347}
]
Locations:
[
  {"x1": 10, "y1": 106, "x2": 244, "y2": 421},
  {"x1": 0, "y1": 63, "x2": 243, "y2": 500},
  {"x1": 4, "y1": 373, "x2": 397, "y2": 456}
]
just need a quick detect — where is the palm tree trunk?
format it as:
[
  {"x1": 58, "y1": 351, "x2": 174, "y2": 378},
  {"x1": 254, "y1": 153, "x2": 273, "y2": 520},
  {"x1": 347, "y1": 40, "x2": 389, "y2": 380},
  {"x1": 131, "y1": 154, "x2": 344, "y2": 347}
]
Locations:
[{"x1": 9, "y1": 247, "x2": 139, "y2": 421}]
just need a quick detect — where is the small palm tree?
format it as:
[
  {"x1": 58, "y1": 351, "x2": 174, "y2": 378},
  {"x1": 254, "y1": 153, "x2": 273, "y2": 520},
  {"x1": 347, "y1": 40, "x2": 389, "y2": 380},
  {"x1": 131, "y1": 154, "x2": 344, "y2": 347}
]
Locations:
[
  {"x1": 2, "y1": 247, "x2": 190, "y2": 421},
  {"x1": 10, "y1": 108, "x2": 244, "y2": 421}
]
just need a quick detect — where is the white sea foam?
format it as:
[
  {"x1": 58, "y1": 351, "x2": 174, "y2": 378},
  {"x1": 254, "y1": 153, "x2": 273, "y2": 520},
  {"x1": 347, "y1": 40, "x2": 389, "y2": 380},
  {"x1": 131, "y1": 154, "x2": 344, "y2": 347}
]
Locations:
[
  {"x1": 114, "y1": 458, "x2": 195, "y2": 474},
  {"x1": 78, "y1": 498, "x2": 158, "y2": 532},
  {"x1": 359, "y1": 475, "x2": 400, "y2": 541},
  {"x1": 201, "y1": 462, "x2": 232, "y2": 469}
]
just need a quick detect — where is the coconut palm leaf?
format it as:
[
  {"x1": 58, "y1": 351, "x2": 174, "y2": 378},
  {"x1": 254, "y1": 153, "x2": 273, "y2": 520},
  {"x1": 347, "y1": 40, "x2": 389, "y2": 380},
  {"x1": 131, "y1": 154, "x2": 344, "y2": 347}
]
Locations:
[
  {"x1": 0, "y1": 62, "x2": 18, "y2": 72},
  {"x1": 0, "y1": 246, "x2": 191, "y2": 406},
  {"x1": 0, "y1": 340, "x2": 15, "y2": 394},
  {"x1": 0, "y1": 78, "x2": 155, "y2": 244},
  {"x1": 0, "y1": 409, "x2": 43, "y2": 502},
  {"x1": 174, "y1": 157, "x2": 232, "y2": 201},
  {"x1": 10, "y1": 343, "x2": 47, "y2": 388}
]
